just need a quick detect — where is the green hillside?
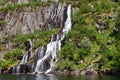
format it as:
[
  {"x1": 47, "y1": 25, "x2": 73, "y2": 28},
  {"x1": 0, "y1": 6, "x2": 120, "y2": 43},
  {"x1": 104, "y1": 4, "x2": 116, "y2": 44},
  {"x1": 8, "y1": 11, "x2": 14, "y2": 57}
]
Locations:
[
  {"x1": 56, "y1": 0, "x2": 120, "y2": 71},
  {"x1": 0, "y1": 0, "x2": 120, "y2": 73}
]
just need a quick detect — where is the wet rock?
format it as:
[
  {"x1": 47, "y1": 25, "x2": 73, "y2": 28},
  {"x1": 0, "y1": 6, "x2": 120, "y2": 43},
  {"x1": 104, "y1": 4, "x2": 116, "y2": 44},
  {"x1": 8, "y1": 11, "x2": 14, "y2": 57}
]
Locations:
[
  {"x1": 70, "y1": 70, "x2": 80, "y2": 75},
  {"x1": 80, "y1": 70, "x2": 86, "y2": 75},
  {"x1": 20, "y1": 64, "x2": 31, "y2": 73},
  {"x1": 86, "y1": 70, "x2": 98, "y2": 75},
  {"x1": 1, "y1": 68, "x2": 9, "y2": 74}
]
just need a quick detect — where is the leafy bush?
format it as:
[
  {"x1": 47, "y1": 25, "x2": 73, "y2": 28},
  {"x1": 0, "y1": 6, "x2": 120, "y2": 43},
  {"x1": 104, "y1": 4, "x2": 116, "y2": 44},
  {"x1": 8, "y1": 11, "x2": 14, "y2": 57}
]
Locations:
[
  {"x1": 56, "y1": 59, "x2": 75, "y2": 70},
  {"x1": 13, "y1": 29, "x2": 55, "y2": 49},
  {"x1": 4, "y1": 48, "x2": 22, "y2": 60},
  {"x1": 56, "y1": 0, "x2": 120, "y2": 71},
  {"x1": 115, "y1": 9, "x2": 120, "y2": 30},
  {"x1": 0, "y1": 59, "x2": 18, "y2": 69}
]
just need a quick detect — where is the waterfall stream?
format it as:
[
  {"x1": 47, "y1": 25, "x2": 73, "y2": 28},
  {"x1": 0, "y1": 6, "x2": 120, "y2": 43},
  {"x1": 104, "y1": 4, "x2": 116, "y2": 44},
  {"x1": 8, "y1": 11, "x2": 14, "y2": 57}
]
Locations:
[
  {"x1": 13, "y1": 40, "x2": 32, "y2": 73},
  {"x1": 12, "y1": 0, "x2": 72, "y2": 74},
  {"x1": 33, "y1": 4, "x2": 72, "y2": 74}
]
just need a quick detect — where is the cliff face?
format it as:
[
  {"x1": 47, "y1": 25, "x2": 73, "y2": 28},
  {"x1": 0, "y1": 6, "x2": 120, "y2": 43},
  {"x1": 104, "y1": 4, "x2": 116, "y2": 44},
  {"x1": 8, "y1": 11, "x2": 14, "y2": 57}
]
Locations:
[
  {"x1": 0, "y1": 0, "x2": 65, "y2": 40},
  {"x1": 0, "y1": 0, "x2": 69, "y2": 73}
]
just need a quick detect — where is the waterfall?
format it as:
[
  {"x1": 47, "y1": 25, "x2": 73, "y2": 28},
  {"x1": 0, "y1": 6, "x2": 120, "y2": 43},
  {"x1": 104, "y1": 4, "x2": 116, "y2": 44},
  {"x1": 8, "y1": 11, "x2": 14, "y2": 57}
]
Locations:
[
  {"x1": 12, "y1": 0, "x2": 72, "y2": 74},
  {"x1": 45, "y1": 0, "x2": 60, "y2": 29},
  {"x1": 19, "y1": 52, "x2": 29, "y2": 64},
  {"x1": 33, "y1": 4, "x2": 72, "y2": 74},
  {"x1": 13, "y1": 39, "x2": 33, "y2": 73},
  {"x1": 13, "y1": 52, "x2": 29, "y2": 73}
]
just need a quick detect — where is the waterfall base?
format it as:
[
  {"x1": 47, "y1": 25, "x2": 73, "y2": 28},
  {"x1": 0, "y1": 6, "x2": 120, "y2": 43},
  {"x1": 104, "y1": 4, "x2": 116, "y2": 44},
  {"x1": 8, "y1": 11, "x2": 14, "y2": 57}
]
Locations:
[{"x1": 12, "y1": 63, "x2": 32, "y2": 74}]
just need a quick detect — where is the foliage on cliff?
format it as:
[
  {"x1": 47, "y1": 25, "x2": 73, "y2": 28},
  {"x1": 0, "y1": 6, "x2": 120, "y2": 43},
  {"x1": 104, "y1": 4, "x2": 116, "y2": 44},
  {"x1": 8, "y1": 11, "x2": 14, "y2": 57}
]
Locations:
[
  {"x1": 0, "y1": 29, "x2": 57, "y2": 70},
  {"x1": 56, "y1": 0, "x2": 120, "y2": 71},
  {"x1": 0, "y1": 0, "x2": 120, "y2": 72}
]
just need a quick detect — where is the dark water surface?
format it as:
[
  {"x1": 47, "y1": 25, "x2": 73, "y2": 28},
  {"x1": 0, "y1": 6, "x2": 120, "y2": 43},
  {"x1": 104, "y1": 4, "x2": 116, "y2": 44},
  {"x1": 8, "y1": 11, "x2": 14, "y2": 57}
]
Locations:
[{"x1": 0, "y1": 74, "x2": 120, "y2": 80}]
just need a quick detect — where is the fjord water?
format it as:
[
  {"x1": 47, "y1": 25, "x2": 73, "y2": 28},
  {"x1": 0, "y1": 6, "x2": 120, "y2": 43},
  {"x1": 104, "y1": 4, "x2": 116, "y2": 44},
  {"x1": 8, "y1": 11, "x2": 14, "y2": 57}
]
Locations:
[{"x1": 0, "y1": 74, "x2": 120, "y2": 80}]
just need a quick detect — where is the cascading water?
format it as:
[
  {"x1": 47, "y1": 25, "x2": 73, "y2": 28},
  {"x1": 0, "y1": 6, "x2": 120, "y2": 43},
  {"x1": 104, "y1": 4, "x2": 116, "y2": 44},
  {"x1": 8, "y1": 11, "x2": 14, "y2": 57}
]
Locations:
[
  {"x1": 12, "y1": 52, "x2": 29, "y2": 73},
  {"x1": 33, "y1": 4, "x2": 72, "y2": 74},
  {"x1": 12, "y1": 0, "x2": 72, "y2": 74},
  {"x1": 45, "y1": 0, "x2": 60, "y2": 29},
  {"x1": 13, "y1": 39, "x2": 33, "y2": 73},
  {"x1": 15, "y1": 52, "x2": 29, "y2": 73}
]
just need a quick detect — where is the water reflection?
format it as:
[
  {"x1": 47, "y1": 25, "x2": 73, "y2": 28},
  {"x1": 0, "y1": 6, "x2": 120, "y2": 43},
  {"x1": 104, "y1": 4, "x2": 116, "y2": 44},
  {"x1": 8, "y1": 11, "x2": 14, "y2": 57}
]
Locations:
[
  {"x1": 35, "y1": 74, "x2": 57, "y2": 80},
  {"x1": 0, "y1": 74, "x2": 120, "y2": 80},
  {"x1": 17, "y1": 74, "x2": 57, "y2": 80}
]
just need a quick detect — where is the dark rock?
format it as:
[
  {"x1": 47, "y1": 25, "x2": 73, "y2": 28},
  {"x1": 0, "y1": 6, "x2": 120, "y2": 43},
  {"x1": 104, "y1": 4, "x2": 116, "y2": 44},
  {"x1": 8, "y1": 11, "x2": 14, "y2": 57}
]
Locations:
[
  {"x1": 19, "y1": 64, "x2": 31, "y2": 73},
  {"x1": 86, "y1": 71, "x2": 98, "y2": 75},
  {"x1": 1, "y1": 68, "x2": 9, "y2": 74},
  {"x1": 1, "y1": 41, "x2": 8, "y2": 44}
]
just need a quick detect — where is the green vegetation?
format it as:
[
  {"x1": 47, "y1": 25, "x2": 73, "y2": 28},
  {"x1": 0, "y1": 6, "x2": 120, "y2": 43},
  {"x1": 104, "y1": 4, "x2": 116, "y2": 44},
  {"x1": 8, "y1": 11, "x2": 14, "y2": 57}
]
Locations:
[
  {"x1": 56, "y1": 0, "x2": 120, "y2": 71},
  {"x1": 11, "y1": 29, "x2": 57, "y2": 49},
  {"x1": 0, "y1": 59, "x2": 18, "y2": 70},
  {"x1": 0, "y1": 1, "x2": 55, "y2": 11},
  {"x1": 0, "y1": 20, "x2": 7, "y2": 26},
  {"x1": 0, "y1": 47, "x2": 2, "y2": 51},
  {"x1": 115, "y1": 9, "x2": 120, "y2": 31},
  {"x1": 0, "y1": 0, "x2": 57, "y2": 71},
  {"x1": 0, "y1": 0, "x2": 120, "y2": 72},
  {"x1": 4, "y1": 48, "x2": 22, "y2": 60},
  {"x1": 0, "y1": 29, "x2": 57, "y2": 70},
  {"x1": 0, "y1": 0, "x2": 11, "y2": 6},
  {"x1": 0, "y1": 48, "x2": 22, "y2": 70}
]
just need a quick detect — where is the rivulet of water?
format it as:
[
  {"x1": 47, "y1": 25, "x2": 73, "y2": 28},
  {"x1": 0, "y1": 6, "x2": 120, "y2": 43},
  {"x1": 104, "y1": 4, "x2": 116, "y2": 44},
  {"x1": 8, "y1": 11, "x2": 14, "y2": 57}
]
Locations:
[{"x1": 33, "y1": 4, "x2": 72, "y2": 74}]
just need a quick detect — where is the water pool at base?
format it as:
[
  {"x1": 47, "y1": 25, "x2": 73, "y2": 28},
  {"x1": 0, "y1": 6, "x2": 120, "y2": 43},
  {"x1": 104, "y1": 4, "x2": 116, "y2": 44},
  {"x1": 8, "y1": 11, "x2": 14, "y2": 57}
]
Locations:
[{"x1": 0, "y1": 74, "x2": 120, "y2": 80}]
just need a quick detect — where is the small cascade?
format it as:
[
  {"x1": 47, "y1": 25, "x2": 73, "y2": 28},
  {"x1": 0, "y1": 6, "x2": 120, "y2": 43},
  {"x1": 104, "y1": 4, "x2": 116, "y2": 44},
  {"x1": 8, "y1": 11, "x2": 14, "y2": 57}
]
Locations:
[
  {"x1": 20, "y1": 52, "x2": 29, "y2": 64},
  {"x1": 13, "y1": 52, "x2": 29, "y2": 73},
  {"x1": 45, "y1": 0, "x2": 62, "y2": 29},
  {"x1": 12, "y1": 39, "x2": 33, "y2": 73},
  {"x1": 50, "y1": 0, "x2": 59, "y2": 21},
  {"x1": 32, "y1": 4, "x2": 72, "y2": 74},
  {"x1": 33, "y1": 37, "x2": 61, "y2": 74}
]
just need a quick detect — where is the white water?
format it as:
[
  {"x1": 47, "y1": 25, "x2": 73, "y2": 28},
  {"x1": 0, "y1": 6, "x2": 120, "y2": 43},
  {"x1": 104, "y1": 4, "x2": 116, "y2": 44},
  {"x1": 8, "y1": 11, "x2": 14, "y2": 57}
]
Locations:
[
  {"x1": 50, "y1": 0, "x2": 59, "y2": 21},
  {"x1": 15, "y1": 39, "x2": 33, "y2": 73},
  {"x1": 61, "y1": 5, "x2": 72, "y2": 40},
  {"x1": 34, "y1": 4, "x2": 72, "y2": 74},
  {"x1": 16, "y1": 52, "x2": 29, "y2": 73},
  {"x1": 20, "y1": 52, "x2": 29, "y2": 64}
]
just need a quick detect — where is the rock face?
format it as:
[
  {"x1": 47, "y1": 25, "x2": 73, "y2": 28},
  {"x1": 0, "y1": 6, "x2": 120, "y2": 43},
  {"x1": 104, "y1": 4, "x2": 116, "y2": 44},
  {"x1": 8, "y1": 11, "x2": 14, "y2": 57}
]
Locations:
[
  {"x1": 11, "y1": 2, "x2": 72, "y2": 74},
  {"x1": 0, "y1": 1, "x2": 64, "y2": 39}
]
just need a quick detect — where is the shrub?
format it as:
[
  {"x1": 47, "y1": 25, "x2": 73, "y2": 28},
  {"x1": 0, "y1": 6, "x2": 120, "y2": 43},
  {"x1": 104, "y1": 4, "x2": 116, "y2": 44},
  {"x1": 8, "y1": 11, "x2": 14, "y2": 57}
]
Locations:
[
  {"x1": 0, "y1": 20, "x2": 7, "y2": 26},
  {"x1": 0, "y1": 47, "x2": 2, "y2": 51},
  {"x1": 4, "y1": 48, "x2": 22, "y2": 60},
  {"x1": 0, "y1": 59, "x2": 18, "y2": 69}
]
